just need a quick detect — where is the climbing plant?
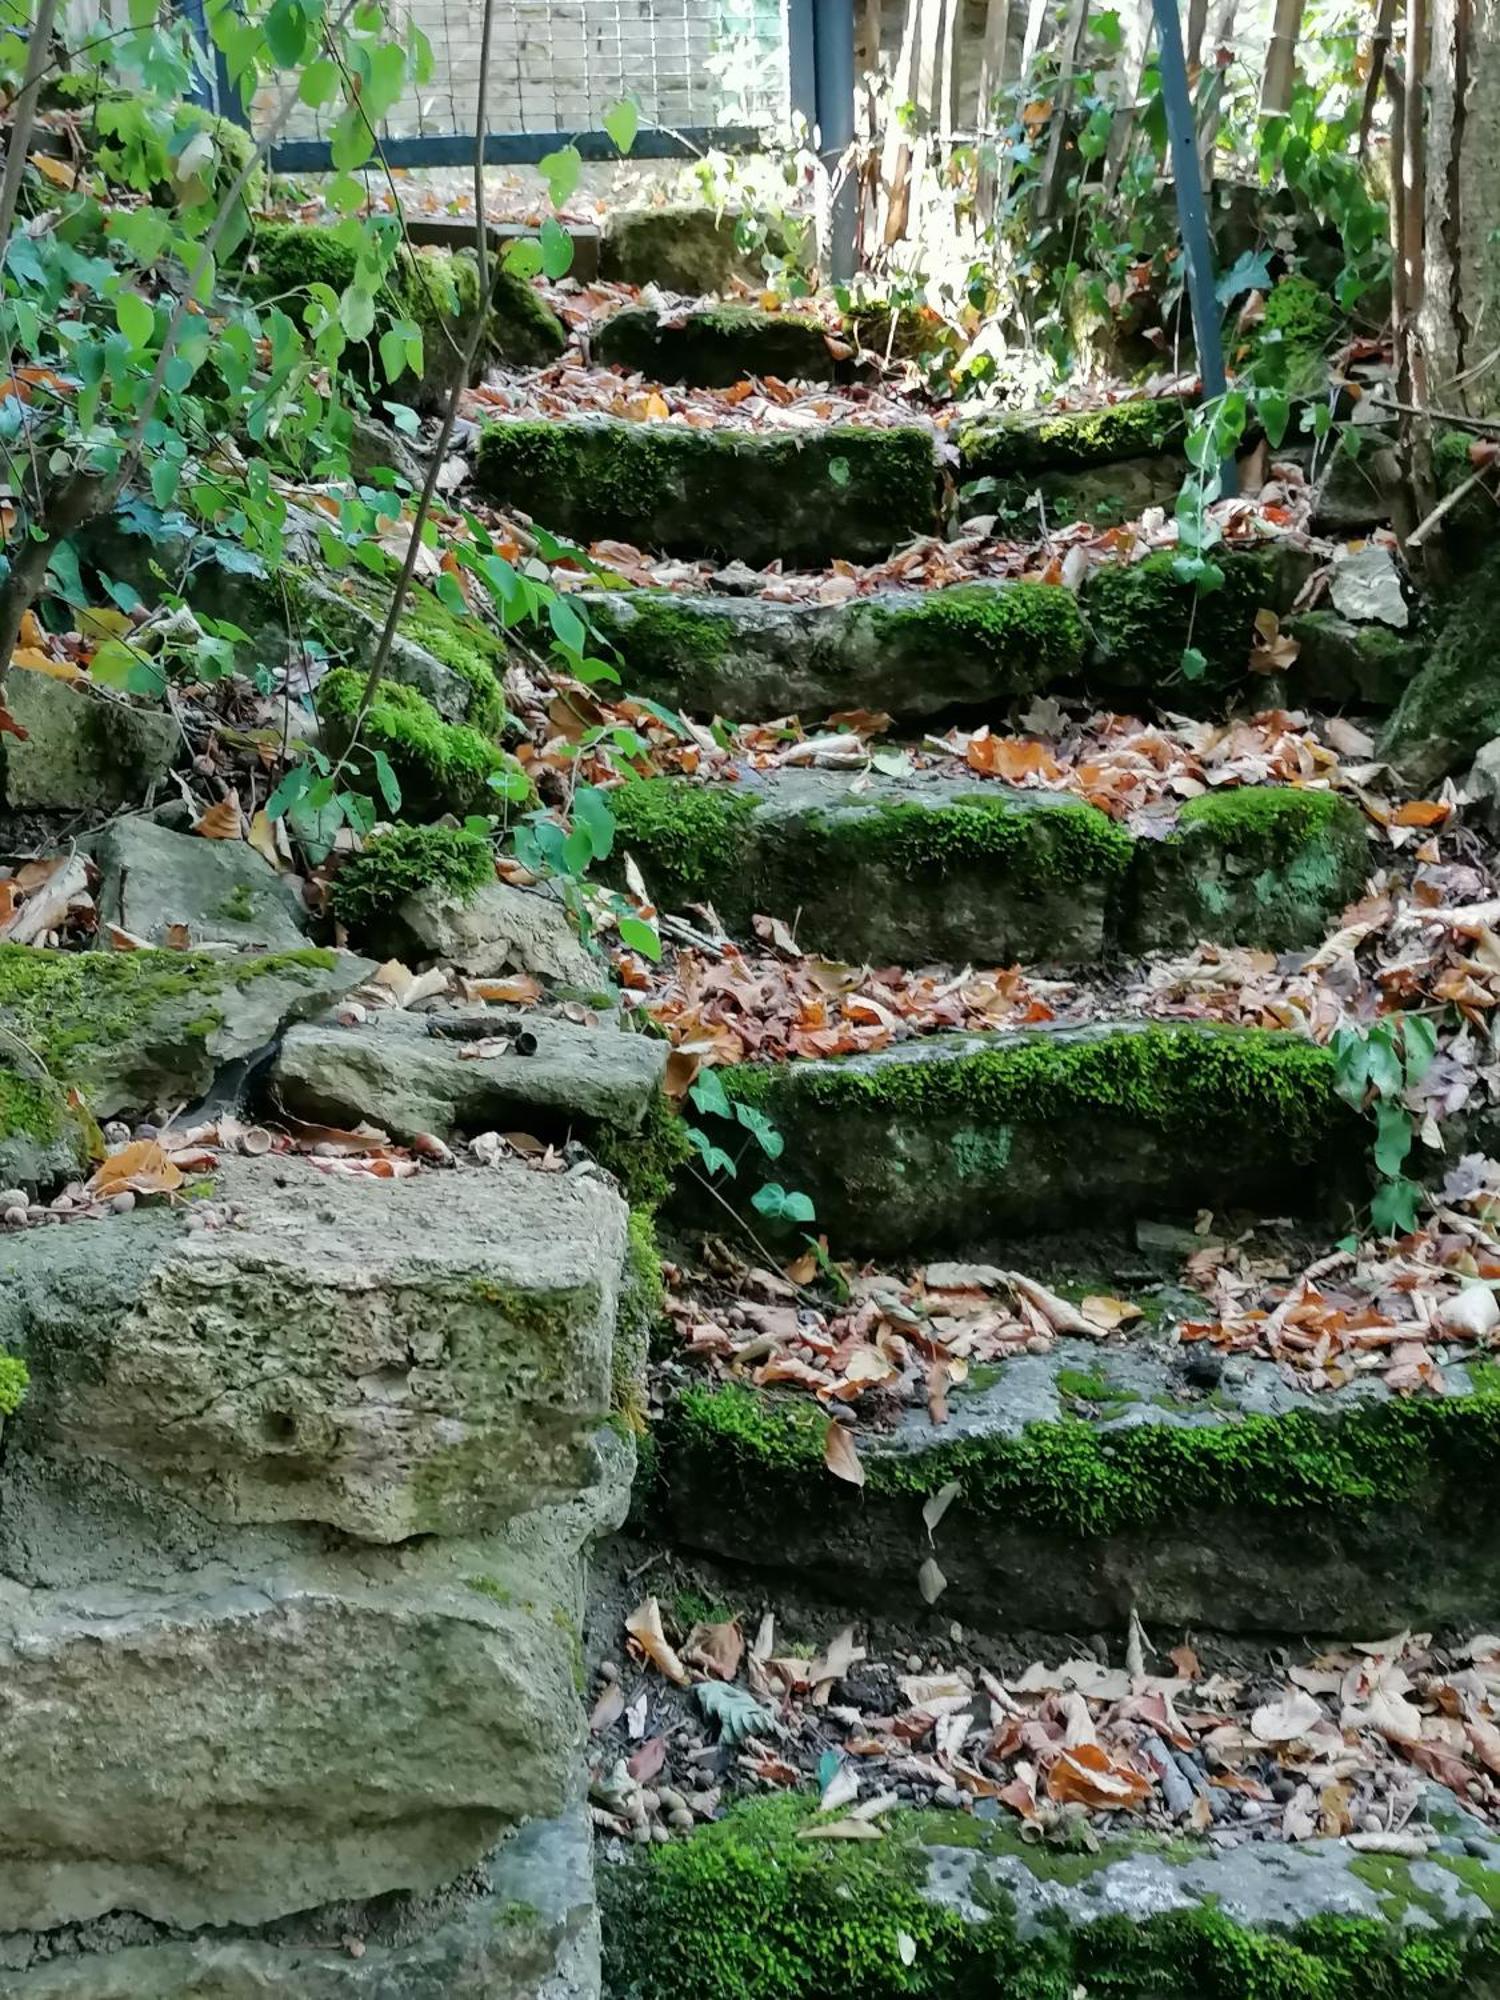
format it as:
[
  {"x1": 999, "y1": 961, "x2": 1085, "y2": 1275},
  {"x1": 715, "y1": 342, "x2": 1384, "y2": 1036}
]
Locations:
[{"x1": 1332, "y1": 1014, "x2": 1440, "y2": 1238}]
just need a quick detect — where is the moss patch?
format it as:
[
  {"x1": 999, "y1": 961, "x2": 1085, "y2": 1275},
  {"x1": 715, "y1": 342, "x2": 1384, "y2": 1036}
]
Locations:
[
  {"x1": 331, "y1": 823, "x2": 494, "y2": 935},
  {"x1": 593, "y1": 1091, "x2": 693, "y2": 1214},
  {"x1": 397, "y1": 587, "x2": 509, "y2": 736},
  {"x1": 615, "y1": 1206, "x2": 667, "y2": 1410},
  {"x1": 609, "y1": 779, "x2": 759, "y2": 910},
  {"x1": 865, "y1": 580, "x2": 1085, "y2": 684},
  {"x1": 600, "y1": 1796, "x2": 1497, "y2": 2000},
  {"x1": 957, "y1": 398, "x2": 1189, "y2": 479},
  {"x1": 491, "y1": 261, "x2": 568, "y2": 365},
  {"x1": 0, "y1": 1067, "x2": 66, "y2": 1145},
  {"x1": 472, "y1": 420, "x2": 939, "y2": 567},
  {"x1": 1082, "y1": 549, "x2": 1276, "y2": 683},
  {"x1": 316, "y1": 668, "x2": 525, "y2": 819},
  {"x1": 592, "y1": 304, "x2": 835, "y2": 388},
  {"x1": 0, "y1": 1352, "x2": 27, "y2": 1418},
  {"x1": 666, "y1": 1370, "x2": 1500, "y2": 1542},
  {"x1": 1380, "y1": 553, "x2": 1500, "y2": 789}
]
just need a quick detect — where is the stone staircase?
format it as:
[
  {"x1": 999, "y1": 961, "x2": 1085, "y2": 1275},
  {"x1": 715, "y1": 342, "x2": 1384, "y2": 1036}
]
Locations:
[{"x1": 470, "y1": 285, "x2": 1500, "y2": 1992}]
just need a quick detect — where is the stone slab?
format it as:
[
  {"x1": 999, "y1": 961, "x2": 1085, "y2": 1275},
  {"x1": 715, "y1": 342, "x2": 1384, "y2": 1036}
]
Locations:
[
  {"x1": 656, "y1": 1333, "x2": 1500, "y2": 1633},
  {"x1": 1, "y1": 672, "x2": 177, "y2": 813},
  {"x1": 272, "y1": 1011, "x2": 668, "y2": 1147},
  {"x1": 0, "y1": 1154, "x2": 626, "y2": 1542}
]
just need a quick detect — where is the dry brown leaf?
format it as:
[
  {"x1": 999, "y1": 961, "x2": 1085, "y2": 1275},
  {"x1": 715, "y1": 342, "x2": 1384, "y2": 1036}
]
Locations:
[
  {"x1": 247, "y1": 809, "x2": 287, "y2": 873},
  {"x1": 88, "y1": 1140, "x2": 184, "y2": 1199},
  {"x1": 1080, "y1": 1294, "x2": 1143, "y2": 1331},
  {"x1": 589, "y1": 1680, "x2": 626, "y2": 1733},
  {"x1": 464, "y1": 974, "x2": 543, "y2": 1006},
  {"x1": 30, "y1": 152, "x2": 80, "y2": 188},
  {"x1": 624, "y1": 1595, "x2": 689, "y2": 1686},
  {"x1": 824, "y1": 1421, "x2": 866, "y2": 1487},
  {"x1": 1046, "y1": 1743, "x2": 1152, "y2": 1810},
  {"x1": 684, "y1": 1618, "x2": 745, "y2": 1682},
  {"x1": 1250, "y1": 1687, "x2": 1323, "y2": 1743}
]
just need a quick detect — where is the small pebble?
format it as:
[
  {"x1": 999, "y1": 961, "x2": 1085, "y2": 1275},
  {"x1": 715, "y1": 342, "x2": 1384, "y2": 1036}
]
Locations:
[
  {"x1": 1359, "y1": 1811, "x2": 1386, "y2": 1834},
  {"x1": 630, "y1": 1822, "x2": 651, "y2": 1846},
  {"x1": 658, "y1": 1786, "x2": 687, "y2": 1814},
  {"x1": 110, "y1": 1192, "x2": 135, "y2": 1214},
  {"x1": 668, "y1": 1807, "x2": 693, "y2": 1830},
  {"x1": 134, "y1": 1124, "x2": 158, "y2": 1141},
  {"x1": 185, "y1": 1213, "x2": 207, "y2": 1233},
  {"x1": 650, "y1": 1823, "x2": 670, "y2": 1845},
  {"x1": 102, "y1": 1123, "x2": 130, "y2": 1148},
  {"x1": 598, "y1": 1660, "x2": 619, "y2": 1682},
  {"x1": 2, "y1": 1206, "x2": 27, "y2": 1229},
  {"x1": 25, "y1": 1204, "x2": 46, "y2": 1221},
  {"x1": 50, "y1": 1195, "x2": 74, "y2": 1214},
  {"x1": 639, "y1": 1790, "x2": 659, "y2": 1815},
  {"x1": 933, "y1": 1784, "x2": 964, "y2": 1809}
]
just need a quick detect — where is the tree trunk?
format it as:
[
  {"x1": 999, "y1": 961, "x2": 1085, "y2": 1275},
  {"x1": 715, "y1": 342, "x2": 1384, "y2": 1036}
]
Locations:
[
  {"x1": 1260, "y1": 0, "x2": 1307, "y2": 115},
  {"x1": 1419, "y1": 0, "x2": 1500, "y2": 411}
]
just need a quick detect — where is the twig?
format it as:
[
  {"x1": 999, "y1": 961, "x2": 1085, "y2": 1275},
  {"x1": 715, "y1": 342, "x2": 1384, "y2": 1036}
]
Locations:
[
  {"x1": 1408, "y1": 464, "x2": 1498, "y2": 547},
  {"x1": 0, "y1": 0, "x2": 59, "y2": 258},
  {"x1": 349, "y1": 0, "x2": 498, "y2": 732},
  {"x1": 683, "y1": 1161, "x2": 819, "y2": 1302},
  {"x1": 1359, "y1": 0, "x2": 1397, "y2": 155}
]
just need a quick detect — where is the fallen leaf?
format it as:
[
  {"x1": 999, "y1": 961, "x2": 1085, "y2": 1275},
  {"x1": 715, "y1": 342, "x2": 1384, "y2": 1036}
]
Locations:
[
  {"x1": 1250, "y1": 1687, "x2": 1323, "y2": 1743},
  {"x1": 628, "y1": 1735, "x2": 667, "y2": 1783},
  {"x1": 1080, "y1": 1294, "x2": 1143, "y2": 1331},
  {"x1": 824, "y1": 1421, "x2": 865, "y2": 1487},
  {"x1": 88, "y1": 1140, "x2": 184, "y2": 1199},
  {"x1": 796, "y1": 1817, "x2": 882, "y2": 1841},
  {"x1": 590, "y1": 1680, "x2": 625, "y2": 1732},
  {"x1": 683, "y1": 1618, "x2": 744, "y2": 1682},
  {"x1": 625, "y1": 1596, "x2": 689, "y2": 1686},
  {"x1": 917, "y1": 1556, "x2": 947, "y2": 1604},
  {"x1": 1046, "y1": 1742, "x2": 1152, "y2": 1810}
]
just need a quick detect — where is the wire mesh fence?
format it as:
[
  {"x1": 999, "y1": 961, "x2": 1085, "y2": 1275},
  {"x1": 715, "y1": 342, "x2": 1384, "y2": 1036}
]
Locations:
[{"x1": 266, "y1": 0, "x2": 791, "y2": 168}]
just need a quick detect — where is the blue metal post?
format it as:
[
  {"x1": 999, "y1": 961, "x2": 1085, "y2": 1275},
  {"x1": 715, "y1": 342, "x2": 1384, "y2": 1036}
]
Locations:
[
  {"x1": 812, "y1": 0, "x2": 856, "y2": 282},
  {"x1": 787, "y1": 0, "x2": 817, "y2": 133},
  {"x1": 1150, "y1": 0, "x2": 1235, "y2": 495}
]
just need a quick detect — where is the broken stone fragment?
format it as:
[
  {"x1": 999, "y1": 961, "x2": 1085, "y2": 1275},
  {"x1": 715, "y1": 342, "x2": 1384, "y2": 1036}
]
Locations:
[
  {"x1": 0, "y1": 1053, "x2": 92, "y2": 1196},
  {"x1": 372, "y1": 876, "x2": 603, "y2": 987},
  {"x1": 0, "y1": 671, "x2": 177, "y2": 812},
  {"x1": 0, "y1": 1153, "x2": 625, "y2": 1541},
  {"x1": 88, "y1": 817, "x2": 309, "y2": 949}
]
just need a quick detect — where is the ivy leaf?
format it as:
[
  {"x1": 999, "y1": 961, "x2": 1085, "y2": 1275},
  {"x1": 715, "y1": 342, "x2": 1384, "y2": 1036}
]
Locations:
[
  {"x1": 603, "y1": 98, "x2": 639, "y2": 154},
  {"x1": 1373, "y1": 1100, "x2": 1414, "y2": 1179},
  {"x1": 298, "y1": 56, "x2": 339, "y2": 106},
  {"x1": 340, "y1": 285, "x2": 376, "y2": 343},
  {"x1": 1257, "y1": 387, "x2": 1291, "y2": 450},
  {"x1": 540, "y1": 215, "x2": 574, "y2": 279},
  {"x1": 378, "y1": 325, "x2": 410, "y2": 382},
  {"x1": 503, "y1": 237, "x2": 544, "y2": 281},
  {"x1": 538, "y1": 143, "x2": 582, "y2": 209},
  {"x1": 89, "y1": 636, "x2": 166, "y2": 697},
  {"x1": 1180, "y1": 646, "x2": 1207, "y2": 681},
  {"x1": 1215, "y1": 247, "x2": 1272, "y2": 307},
  {"x1": 689, "y1": 1068, "x2": 732, "y2": 1119},
  {"x1": 370, "y1": 748, "x2": 402, "y2": 814},
  {"x1": 695, "y1": 1680, "x2": 777, "y2": 1745},
  {"x1": 752, "y1": 1183, "x2": 816, "y2": 1223},
  {"x1": 1372, "y1": 1175, "x2": 1423, "y2": 1239},
  {"x1": 115, "y1": 290, "x2": 155, "y2": 349},
  {"x1": 687, "y1": 1123, "x2": 736, "y2": 1177},
  {"x1": 618, "y1": 914, "x2": 662, "y2": 960},
  {"x1": 1402, "y1": 1014, "x2": 1439, "y2": 1086},
  {"x1": 572, "y1": 784, "x2": 616, "y2": 862},
  {"x1": 734, "y1": 1100, "x2": 784, "y2": 1159}
]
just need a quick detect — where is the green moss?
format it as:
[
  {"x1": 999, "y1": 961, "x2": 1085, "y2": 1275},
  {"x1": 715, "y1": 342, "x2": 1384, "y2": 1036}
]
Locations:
[
  {"x1": 472, "y1": 421, "x2": 939, "y2": 567},
  {"x1": 592, "y1": 1091, "x2": 693, "y2": 1213},
  {"x1": 1082, "y1": 549, "x2": 1275, "y2": 681},
  {"x1": 590, "y1": 596, "x2": 734, "y2": 696},
  {"x1": 601, "y1": 1797, "x2": 1500, "y2": 2000},
  {"x1": 1380, "y1": 552, "x2": 1500, "y2": 788},
  {"x1": 331, "y1": 823, "x2": 494, "y2": 934},
  {"x1": 0, "y1": 943, "x2": 337, "y2": 1096},
  {"x1": 1056, "y1": 1365, "x2": 1137, "y2": 1405},
  {"x1": 1434, "y1": 1855, "x2": 1500, "y2": 1917},
  {"x1": 464, "y1": 1574, "x2": 514, "y2": 1607},
  {"x1": 812, "y1": 794, "x2": 1133, "y2": 886},
  {"x1": 725, "y1": 1024, "x2": 1334, "y2": 1143},
  {"x1": 593, "y1": 304, "x2": 833, "y2": 387},
  {"x1": 491, "y1": 260, "x2": 568, "y2": 366},
  {"x1": 398, "y1": 588, "x2": 509, "y2": 737},
  {"x1": 1261, "y1": 274, "x2": 1339, "y2": 352},
  {"x1": 0, "y1": 1068, "x2": 65, "y2": 1144},
  {"x1": 674, "y1": 1588, "x2": 736, "y2": 1628},
  {"x1": 609, "y1": 779, "x2": 759, "y2": 910},
  {"x1": 615, "y1": 1207, "x2": 667, "y2": 1410},
  {"x1": 866, "y1": 581, "x2": 1085, "y2": 682},
  {"x1": 316, "y1": 667, "x2": 525, "y2": 819},
  {"x1": 0, "y1": 1352, "x2": 29, "y2": 1418},
  {"x1": 667, "y1": 1372, "x2": 1500, "y2": 1540},
  {"x1": 957, "y1": 398, "x2": 1189, "y2": 478}
]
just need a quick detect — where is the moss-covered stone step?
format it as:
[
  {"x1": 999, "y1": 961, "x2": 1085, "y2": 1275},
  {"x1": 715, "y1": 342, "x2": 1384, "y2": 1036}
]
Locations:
[
  {"x1": 1381, "y1": 550, "x2": 1497, "y2": 789},
  {"x1": 472, "y1": 419, "x2": 940, "y2": 566},
  {"x1": 674, "y1": 1023, "x2": 1360, "y2": 1253},
  {"x1": 653, "y1": 1337, "x2": 1500, "y2": 1632},
  {"x1": 957, "y1": 396, "x2": 1190, "y2": 529},
  {"x1": 600, "y1": 1794, "x2": 1500, "y2": 2000},
  {"x1": 581, "y1": 546, "x2": 1399, "y2": 725},
  {"x1": 591, "y1": 304, "x2": 844, "y2": 386},
  {"x1": 611, "y1": 773, "x2": 1366, "y2": 964}
]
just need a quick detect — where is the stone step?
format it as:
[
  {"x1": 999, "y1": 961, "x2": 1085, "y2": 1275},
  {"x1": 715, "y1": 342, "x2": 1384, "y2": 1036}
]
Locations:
[
  {"x1": 472, "y1": 418, "x2": 941, "y2": 566},
  {"x1": 671, "y1": 1021, "x2": 1361, "y2": 1255},
  {"x1": 0, "y1": 1803, "x2": 602, "y2": 1997},
  {"x1": 955, "y1": 395, "x2": 1189, "y2": 528},
  {"x1": 651, "y1": 1332, "x2": 1500, "y2": 1634},
  {"x1": 611, "y1": 771, "x2": 1367, "y2": 965},
  {"x1": 599, "y1": 1792, "x2": 1500, "y2": 1999},
  {"x1": 580, "y1": 557, "x2": 1415, "y2": 725},
  {"x1": 590, "y1": 304, "x2": 849, "y2": 387}
]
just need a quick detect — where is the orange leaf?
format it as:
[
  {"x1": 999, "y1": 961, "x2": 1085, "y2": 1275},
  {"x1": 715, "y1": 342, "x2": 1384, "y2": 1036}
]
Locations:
[
  {"x1": 624, "y1": 1594, "x2": 690, "y2": 1685},
  {"x1": 193, "y1": 798, "x2": 243, "y2": 840},
  {"x1": 464, "y1": 975, "x2": 542, "y2": 1006},
  {"x1": 88, "y1": 1140, "x2": 184, "y2": 1199},
  {"x1": 14, "y1": 647, "x2": 86, "y2": 681},
  {"x1": 1392, "y1": 799, "x2": 1450, "y2": 827},
  {"x1": 30, "y1": 152, "x2": 79, "y2": 189},
  {"x1": 0, "y1": 704, "x2": 28, "y2": 742},
  {"x1": 965, "y1": 735, "x2": 1063, "y2": 782},
  {"x1": 1046, "y1": 1743, "x2": 1153, "y2": 1810},
  {"x1": 824, "y1": 1420, "x2": 866, "y2": 1487}
]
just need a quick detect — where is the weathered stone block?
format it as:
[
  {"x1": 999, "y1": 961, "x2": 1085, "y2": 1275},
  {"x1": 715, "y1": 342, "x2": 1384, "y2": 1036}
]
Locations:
[
  {"x1": 0, "y1": 672, "x2": 176, "y2": 813},
  {"x1": 472, "y1": 419, "x2": 940, "y2": 566},
  {"x1": 0, "y1": 942, "x2": 371, "y2": 1121},
  {"x1": 89, "y1": 818, "x2": 309, "y2": 949},
  {"x1": 599, "y1": 205, "x2": 769, "y2": 293},
  {"x1": 0, "y1": 1556, "x2": 585, "y2": 1932},
  {"x1": 0, "y1": 1056, "x2": 91, "y2": 1197},
  {"x1": 682, "y1": 1023, "x2": 1362, "y2": 1252},
  {"x1": 0, "y1": 1155, "x2": 626, "y2": 1541}
]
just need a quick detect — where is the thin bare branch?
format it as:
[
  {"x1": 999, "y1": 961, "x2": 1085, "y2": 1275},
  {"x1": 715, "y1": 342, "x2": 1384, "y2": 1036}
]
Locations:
[{"x1": 0, "y1": 0, "x2": 61, "y2": 257}]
